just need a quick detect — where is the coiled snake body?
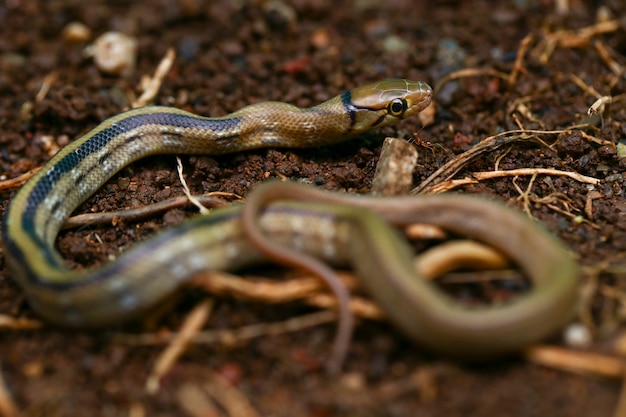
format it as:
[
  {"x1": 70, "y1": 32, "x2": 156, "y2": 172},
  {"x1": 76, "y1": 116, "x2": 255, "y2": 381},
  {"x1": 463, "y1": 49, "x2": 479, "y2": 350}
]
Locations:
[{"x1": 2, "y1": 79, "x2": 579, "y2": 372}]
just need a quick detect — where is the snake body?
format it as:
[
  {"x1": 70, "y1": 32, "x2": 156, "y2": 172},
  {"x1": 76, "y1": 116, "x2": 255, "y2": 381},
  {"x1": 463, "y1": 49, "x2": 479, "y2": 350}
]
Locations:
[
  {"x1": 1, "y1": 78, "x2": 580, "y2": 370},
  {"x1": 241, "y1": 182, "x2": 580, "y2": 364},
  {"x1": 3, "y1": 78, "x2": 431, "y2": 324}
]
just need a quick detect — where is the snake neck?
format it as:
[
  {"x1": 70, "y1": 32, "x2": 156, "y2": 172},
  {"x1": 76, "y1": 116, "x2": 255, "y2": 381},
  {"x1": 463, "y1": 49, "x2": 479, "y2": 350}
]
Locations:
[{"x1": 225, "y1": 96, "x2": 353, "y2": 149}]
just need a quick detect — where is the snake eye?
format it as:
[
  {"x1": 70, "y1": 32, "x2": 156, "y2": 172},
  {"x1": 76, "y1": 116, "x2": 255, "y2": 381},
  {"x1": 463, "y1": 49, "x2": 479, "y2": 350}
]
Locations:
[{"x1": 388, "y1": 98, "x2": 407, "y2": 117}]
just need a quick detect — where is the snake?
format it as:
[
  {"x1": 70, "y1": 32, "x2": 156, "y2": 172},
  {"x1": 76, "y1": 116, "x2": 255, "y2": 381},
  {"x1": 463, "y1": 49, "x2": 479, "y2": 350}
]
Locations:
[
  {"x1": 240, "y1": 181, "x2": 580, "y2": 372},
  {"x1": 1, "y1": 78, "x2": 579, "y2": 372}
]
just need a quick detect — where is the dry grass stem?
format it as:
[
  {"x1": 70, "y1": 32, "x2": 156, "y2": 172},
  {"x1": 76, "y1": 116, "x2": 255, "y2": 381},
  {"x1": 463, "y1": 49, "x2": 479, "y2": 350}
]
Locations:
[
  {"x1": 117, "y1": 310, "x2": 337, "y2": 347},
  {"x1": 0, "y1": 168, "x2": 41, "y2": 191},
  {"x1": 62, "y1": 192, "x2": 238, "y2": 230},
  {"x1": 145, "y1": 299, "x2": 214, "y2": 394},
  {"x1": 525, "y1": 345, "x2": 625, "y2": 379},
  {"x1": 177, "y1": 156, "x2": 210, "y2": 214},
  {"x1": 434, "y1": 68, "x2": 509, "y2": 94},
  {"x1": 473, "y1": 168, "x2": 599, "y2": 185},
  {"x1": 0, "y1": 365, "x2": 18, "y2": 417},
  {"x1": 132, "y1": 47, "x2": 176, "y2": 108}
]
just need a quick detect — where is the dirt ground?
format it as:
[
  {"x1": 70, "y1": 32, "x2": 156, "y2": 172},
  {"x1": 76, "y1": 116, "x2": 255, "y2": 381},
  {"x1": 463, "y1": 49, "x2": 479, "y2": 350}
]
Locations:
[{"x1": 1, "y1": 0, "x2": 626, "y2": 416}]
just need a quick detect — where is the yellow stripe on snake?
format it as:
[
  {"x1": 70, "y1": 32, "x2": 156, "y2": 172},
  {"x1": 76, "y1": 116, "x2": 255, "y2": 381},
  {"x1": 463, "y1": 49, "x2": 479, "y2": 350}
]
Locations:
[{"x1": 1, "y1": 79, "x2": 579, "y2": 373}]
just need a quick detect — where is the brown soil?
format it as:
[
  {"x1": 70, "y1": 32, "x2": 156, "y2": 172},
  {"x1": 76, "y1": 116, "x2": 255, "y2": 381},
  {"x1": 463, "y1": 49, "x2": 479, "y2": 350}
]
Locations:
[{"x1": 1, "y1": 1, "x2": 625, "y2": 416}]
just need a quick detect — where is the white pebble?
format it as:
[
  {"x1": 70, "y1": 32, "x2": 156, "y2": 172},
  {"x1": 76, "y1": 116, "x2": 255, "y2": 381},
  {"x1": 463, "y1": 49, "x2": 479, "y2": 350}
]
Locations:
[
  {"x1": 563, "y1": 322, "x2": 593, "y2": 348},
  {"x1": 85, "y1": 31, "x2": 137, "y2": 76}
]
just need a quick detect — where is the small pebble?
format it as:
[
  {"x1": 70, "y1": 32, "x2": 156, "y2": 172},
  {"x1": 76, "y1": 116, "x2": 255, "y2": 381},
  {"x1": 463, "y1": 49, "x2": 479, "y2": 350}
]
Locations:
[
  {"x1": 605, "y1": 173, "x2": 623, "y2": 182},
  {"x1": 382, "y1": 35, "x2": 410, "y2": 53},
  {"x1": 63, "y1": 21, "x2": 92, "y2": 42},
  {"x1": 597, "y1": 144, "x2": 617, "y2": 158},
  {"x1": 263, "y1": 0, "x2": 297, "y2": 31},
  {"x1": 339, "y1": 372, "x2": 366, "y2": 390},
  {"x1": 117, "y1": 177, "x2": 131, "y2": 190},
  {"x1": 84, "y1": 32, "x2": 137, "y2": 76},
  {"x1": 310, "y1": 27, "x2": 330, "y2": 49},
  {"x1": 596, "y1": 5, "x2": 613, "y2": 23},
  {"x1": 563, "y1": 322, "x2": 592, "y2": 348},
  {"x1": 555, "y1": 130, "x2": 588, "y2": 156},
  {"x1": 617, "y1": 142, "x2": 626, "y2": 159}
]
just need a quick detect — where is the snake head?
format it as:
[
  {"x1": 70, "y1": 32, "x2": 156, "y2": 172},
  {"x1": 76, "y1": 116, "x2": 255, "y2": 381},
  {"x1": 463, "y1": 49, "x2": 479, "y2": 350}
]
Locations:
[{"x1": 345, "y1": 78, "x2": 433, "y2": 133}]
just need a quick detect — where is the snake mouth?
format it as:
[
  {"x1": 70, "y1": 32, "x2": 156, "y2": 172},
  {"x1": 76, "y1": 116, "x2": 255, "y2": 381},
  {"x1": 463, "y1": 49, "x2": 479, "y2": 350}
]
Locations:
[{"x1": 403, "y1": 80, "x2": 433, "y2": 117}]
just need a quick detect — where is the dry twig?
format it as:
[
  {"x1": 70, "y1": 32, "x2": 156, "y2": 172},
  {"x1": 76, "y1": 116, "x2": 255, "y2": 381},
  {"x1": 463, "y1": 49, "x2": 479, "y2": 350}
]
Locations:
[
  {"x1": 525, "y1": 345, "x2": 625, "y2": 378},
  {"x1": 202, "y1": 370, "x2": 261, "y2": 417},
  {"x1": 176, "y1": 156, "x2": 210, "y2": 214},
  {"x1": 0, "y1": 168, "x2": 41, "y2": 190},
  {"x1": 411, "y1": 129, "x2": 555, "y2": 194},
  {"x1": 0, "y1": 364, "x2": 18, "y2": 417},
  {"x1": 508, "y1": 33, "x2": 533, "y2": 87},
  {"x1": 35, "y1": 71, "x2": 58, "y2": 102},
  {"x1": 536, "y1": 19, "x2": 620, "y2": 63},
  {"x1": 434, "y1": 68, "x2": 509, "y2": 94},
  {"x1": 61, "y1": 192, "x2": 238, "y2": 230},
  {"x1": 145, "y1": 299, "x2": 214, "y2": 394},
  {"x1": 132, "y1": 47, "x2": 176, "y2": 108},
  {"x1": 0, "y1": 315, "x2": 42, "y2": 330},
  {"x1": 117, "y1": 309, "x2": 338, "y2": 347},
  {"x1": 473, "y1": 167, "x2": 599, "y2": 185},
  {"x1": 177, "y1": 384, "x2": 222, "y2": 417}
]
